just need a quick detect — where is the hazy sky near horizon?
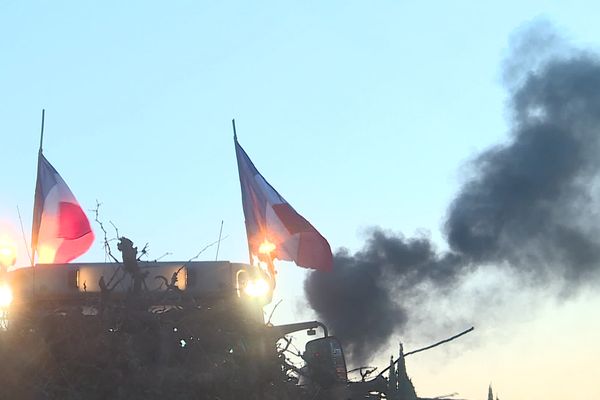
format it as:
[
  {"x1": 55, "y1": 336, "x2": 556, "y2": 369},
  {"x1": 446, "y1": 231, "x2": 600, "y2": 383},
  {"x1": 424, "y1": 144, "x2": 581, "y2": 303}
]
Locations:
[{"x1": 1, "y1": 1, "x2": 600, "y2": 399}]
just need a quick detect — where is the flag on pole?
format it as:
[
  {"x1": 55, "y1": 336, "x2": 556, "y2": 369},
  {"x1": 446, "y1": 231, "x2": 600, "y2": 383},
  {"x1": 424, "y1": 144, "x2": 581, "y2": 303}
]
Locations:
[
  {"x1": 235, "y1": 133, "x2": 333, "y2": 272},
  {"x1": 31, "y1": 153, "x2": 94, "y2": 264}
]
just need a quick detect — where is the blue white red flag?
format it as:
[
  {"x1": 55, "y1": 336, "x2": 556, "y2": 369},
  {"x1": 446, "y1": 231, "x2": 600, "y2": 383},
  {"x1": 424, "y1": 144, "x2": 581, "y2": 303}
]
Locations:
[
  {"x1": 31, "y1": 154, "x2": 94, "y2": 264},
  {"x1": 235, "y1": 135, "x2": 332, "y2": 272}
]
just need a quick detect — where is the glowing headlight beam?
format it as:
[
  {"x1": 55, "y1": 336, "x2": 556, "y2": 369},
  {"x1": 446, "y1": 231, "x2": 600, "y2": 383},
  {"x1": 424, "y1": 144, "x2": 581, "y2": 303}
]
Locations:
[
  {"x1": 0, "y1": 284, "x2": 13, "y2": 308},
  {"x1": 0, "y1": 238, "x2": 16, "y2": 268},
  {"x1": 258, "y1": 239, "x2": 276, "y2": 256},
  {"x1": 243, "y1": 278, "x2": 270, "y2": 298}
]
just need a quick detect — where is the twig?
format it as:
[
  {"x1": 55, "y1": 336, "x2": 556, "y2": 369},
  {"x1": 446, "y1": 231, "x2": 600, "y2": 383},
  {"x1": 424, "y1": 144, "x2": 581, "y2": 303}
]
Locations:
[
  {"x1": 378, "y1": 327, "x2": 474, "y2": 378},
  {"x1": 106, "y1": 268, "x2": 128, "y2": 291},
  {"x1": 16, "y1": 205, "x2": 33, "y2": 265},
  {"x1": 278, "y1": 336, "x2": 293, "y2": 354},
  {"x1": 109, "y1": 220, "x2": 120, "y2": 238},
  {"x1": 420, "y1": 396, "x2": 466, "y2": 400},
  {"x1": 347, "y1": 366, "x2": 378, "y2": 374},
  {"x1": 188, "y1": 235, "x2": 229, "y2": 262},
  {"x1": 137, "y1": 242, "x2": 149, "y2": 261},
  {"x1": 266, "y1": 299, "x2": 283, "y2": 325},
  {"x1": 346, "y1": 366, "x2": 378, "y2": 382},
  {"x1": 360, "y1": 367, "x2": 377, "y2": 382},
  {"x1": 172, "y1": 265, "x2": 185, "y2": 285},
  {"x1": 404, "y1": 326, "x2": 474, "y2": 357},
  {"x1": 215, "y1": 220, "x2": 224, "y2": 261},
  {"x1": 152, "y1": 252, "x2": 172, "y2": 262},
  {"x1": 92, "y1": 201, "x2": 119, "y2": 263},
  {"x1": 432, "y1": 393, "x2": 460, "y2": 399},
  {"x1": 105, "y1": 265, "x2": 122, "y2": 287},
  {"x1": 154, "y1": 275, "x2": 169, "y2": 291},
  {"x1": 154, "y1": 265, "x2": 185, "y2": 292}
]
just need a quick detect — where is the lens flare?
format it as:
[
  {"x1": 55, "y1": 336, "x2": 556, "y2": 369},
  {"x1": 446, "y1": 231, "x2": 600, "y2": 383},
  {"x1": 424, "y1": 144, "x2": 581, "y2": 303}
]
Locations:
[
  {"x1": 0, "y1": 238, "x2": 16, "y2": 268},
  {"x1": 243, "y1": 278, "x2": 270, "y2": 297},
  {"x1": 0, "y1": 284, "x2": 13, "y2": 308},
  {"x1": 37, "y1": 245, "x2": 57, "y2": 264},
  {"x1": 258, "y1": 239, "x2": 276, "y2": 255}
]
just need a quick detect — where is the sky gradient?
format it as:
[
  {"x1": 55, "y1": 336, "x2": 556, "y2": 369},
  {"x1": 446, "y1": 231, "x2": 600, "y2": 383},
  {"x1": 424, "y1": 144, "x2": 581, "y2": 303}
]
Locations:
[{"x1": 1, "y1": 1, "x2": 599, "y2": 399}]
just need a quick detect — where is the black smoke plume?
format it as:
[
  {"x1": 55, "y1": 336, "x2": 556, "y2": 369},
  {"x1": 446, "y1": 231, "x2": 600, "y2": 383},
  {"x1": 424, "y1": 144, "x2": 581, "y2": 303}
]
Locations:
[{"x1": 305, "y1": 29, "x2": 600, "y2": 363}]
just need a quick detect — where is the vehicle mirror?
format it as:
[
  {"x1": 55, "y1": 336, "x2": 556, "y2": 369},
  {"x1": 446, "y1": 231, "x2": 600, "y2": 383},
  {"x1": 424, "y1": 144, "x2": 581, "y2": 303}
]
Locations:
[{"x1": 303, "y1": 336, "x2": 347, "y2": 386}]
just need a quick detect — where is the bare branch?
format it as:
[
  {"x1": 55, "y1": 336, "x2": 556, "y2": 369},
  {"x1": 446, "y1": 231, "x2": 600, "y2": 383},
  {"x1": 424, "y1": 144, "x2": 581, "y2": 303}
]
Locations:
[
  {"x1": 278, "y1": 336, "x2": 293, "y2": 354},
  {"x1": 154, "y1": 275, "x2": 169, "y2": 290},
  {"x1": 152, "y1": 252, "x2": 172, "y2": 262},
  {"x1": 16, "y1": 205, "x2": 33, "y2": 266},
  {"x1": 171, "y1": 265, "x2": 185, "y2": 286},
  {"x1": 267, "y1": 299, "x2": 283, "y2": 326},
  {"x1": 378, "y1": 326, "x2": 475, "y2": 378},
  {"x1": 154, "y1": 265, "x2": 185, "y2": 292},
  {"x1": 106, "y1": 268, "x2": 128, "y2": 291},
  {"x1": 137, "y1": 242, "x2": 150, "y2": 261},
  {"x1": 188, "y1": 235, "x2": 229, "y2": 262},
  {"x1": 404, "y1": 326, "x2": 475, "y2": 357},
  {"x1": 92, "y1": 201, "x2": 119, "y2": 263},
  {"x1": 108, "y1": 220, "x2": 120, "y2": 238}
]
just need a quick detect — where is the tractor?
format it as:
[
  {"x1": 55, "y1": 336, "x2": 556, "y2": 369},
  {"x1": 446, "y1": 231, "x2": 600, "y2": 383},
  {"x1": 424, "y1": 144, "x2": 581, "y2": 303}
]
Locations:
[{"x1": 0, "y1": 237, "x2": 433, "y2": 400}]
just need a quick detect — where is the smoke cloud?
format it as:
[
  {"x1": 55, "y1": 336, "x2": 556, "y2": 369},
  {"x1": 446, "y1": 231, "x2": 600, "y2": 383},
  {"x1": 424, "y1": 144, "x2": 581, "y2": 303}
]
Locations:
[{"x1": 305, "y1": 24, "x2": 600, "y2": 363}]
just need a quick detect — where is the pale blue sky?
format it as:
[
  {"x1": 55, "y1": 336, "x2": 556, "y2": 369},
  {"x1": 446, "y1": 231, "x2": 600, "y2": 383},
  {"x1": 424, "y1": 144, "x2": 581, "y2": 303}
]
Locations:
[{"x1": 1, "y1": 1, "x2": 600, "y2": 399}]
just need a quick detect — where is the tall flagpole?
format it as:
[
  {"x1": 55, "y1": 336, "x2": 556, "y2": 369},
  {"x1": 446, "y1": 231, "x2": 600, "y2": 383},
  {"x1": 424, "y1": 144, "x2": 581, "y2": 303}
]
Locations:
[
  {"x1": 232, "y1": 118, "x2": 252, "y2": 264},
  {"x1": 215, "y1": 220, "x2": 224, "y2": 261},
  {"x1": 31, "y1": 109, "x2": 45, "y2": 295},
  {"x1": 33, "y1": 109, "x2": 45, "y2": 256},
  {"x1": 232, "y1": 119, "x2": 276, "y2": 284},
  {"x1": 39, "y1": 109, "x2": 45, "y2": 154}
]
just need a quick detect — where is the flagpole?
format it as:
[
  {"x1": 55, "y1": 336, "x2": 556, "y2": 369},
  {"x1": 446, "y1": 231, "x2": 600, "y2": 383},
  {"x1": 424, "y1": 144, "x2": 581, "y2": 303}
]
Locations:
[
  {"x1": 32, "y1": 109, "x2": 45, "y2": 262},
  {"x1": 232, "y1": 118, "x2": 253, "y2": 265},
  {"x1": 32, "y1": 109, "x2": 45, "y2": 296},
  {"x1": 39, "y1": 109, "x2": 45, "y2": 154},
  {"x1": 215, "y1": 220, "x2": 224, "y2": 261}
]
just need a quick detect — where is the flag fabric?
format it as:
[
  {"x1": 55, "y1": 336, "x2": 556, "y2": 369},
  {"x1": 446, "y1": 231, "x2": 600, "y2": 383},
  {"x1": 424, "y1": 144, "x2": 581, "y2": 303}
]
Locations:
[
  {"x1": 235, "y1": 135, "x2": 333, "y2": 271},
  {"x1": 32, "y1": 153, "x2": 94, "y2": 264}
]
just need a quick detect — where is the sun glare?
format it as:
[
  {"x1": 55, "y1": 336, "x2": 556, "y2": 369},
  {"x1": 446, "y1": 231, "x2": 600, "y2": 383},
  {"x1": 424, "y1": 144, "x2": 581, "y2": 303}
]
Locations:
[
  {"x1": 37, "y1": 245, "x2": 56, "y2": 264},
  {"x1": 243, "y1": 278, "x2": 270, "y2": 298},
  {"x1": 0, "y1": 284, "x2": 13, "y2": 308},
  {"x1": 258, "y1": 239, "x2": 276, "y2": 255},
  {"x1": 0, "y1": 238, "x2": 16, "y2": 268}
]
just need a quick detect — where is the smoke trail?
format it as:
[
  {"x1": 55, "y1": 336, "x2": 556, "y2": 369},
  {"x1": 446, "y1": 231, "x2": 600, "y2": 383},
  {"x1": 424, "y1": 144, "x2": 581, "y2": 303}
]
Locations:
[
  {"x1": 305, "y1": 26, "x2": 600, "y2": 363},
  {"x1": 447, "y1": 49, "x2": 600, "y2": 284},
  {"x1": 304, "y1": 230, "x2": 465, "y2": 362}
]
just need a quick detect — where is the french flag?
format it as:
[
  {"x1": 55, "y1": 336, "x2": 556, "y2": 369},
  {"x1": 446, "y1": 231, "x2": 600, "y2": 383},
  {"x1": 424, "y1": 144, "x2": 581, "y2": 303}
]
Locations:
[
  {"x1": 31, "y1": 153, "x2": 94, "y2": 264},
  {"x1": 235, "y1": 134, "x2": 333, "y2": 272}
]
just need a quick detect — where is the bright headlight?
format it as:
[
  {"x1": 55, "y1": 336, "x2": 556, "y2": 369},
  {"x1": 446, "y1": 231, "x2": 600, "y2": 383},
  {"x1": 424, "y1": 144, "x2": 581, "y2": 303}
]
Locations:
[
  {"x1": 0, "y1": 239, "x2": 16, "y2": 268},
  {"x1": 243, "y1": 278, "x2": 270, "y2": 298},
  {"x1": 0, "y1": 284, "x2": 13, "y2": 308}
]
